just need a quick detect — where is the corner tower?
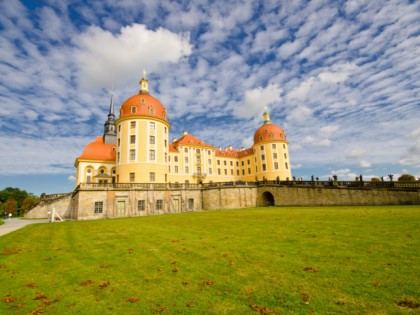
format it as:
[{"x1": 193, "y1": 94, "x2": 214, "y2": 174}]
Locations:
[
  {"x1": 252, "y1": 109, "x2": 291, "y2": 181},
  {"x1": 115, "y1": 72, "x2": 170, "y2": 183}
]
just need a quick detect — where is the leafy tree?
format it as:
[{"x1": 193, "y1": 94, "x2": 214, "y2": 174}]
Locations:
[
  {"x1": 5, "y1": 199, "x2": 17, "y2": 215},
  {"x1": 0, "y1": 187, "x2": 30, "y2": 210},
  {"x1": 398, "y1": 174, "x2": 416, "y2": 182},
  {"x1": 21, "y1": 196, "x2": 40, "y2": 214},
  {"x1": 371, "y1": 178, "x2": 381, "y2": 182}
]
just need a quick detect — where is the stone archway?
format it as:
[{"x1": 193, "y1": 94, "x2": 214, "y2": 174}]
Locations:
[{"x1": 262, "y1": 191, "x2": 275, "y2": 206}]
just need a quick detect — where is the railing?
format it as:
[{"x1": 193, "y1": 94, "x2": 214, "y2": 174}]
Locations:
[{"x1": 76, "y1": 180, "x2": 420, "y2": 191}]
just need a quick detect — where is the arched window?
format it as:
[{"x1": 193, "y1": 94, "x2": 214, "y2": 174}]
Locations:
[{"x1": 131, "y1": 106, "x2": 136, "y2": 114}]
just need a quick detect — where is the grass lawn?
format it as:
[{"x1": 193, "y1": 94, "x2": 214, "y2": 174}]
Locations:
[{"x1": 0, "y1": 206, "x2": 419, "y2": 314}]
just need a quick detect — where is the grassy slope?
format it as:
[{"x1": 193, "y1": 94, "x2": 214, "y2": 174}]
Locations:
[{"x1": 0, "y1": 206, "x2": 419, "y2": 314}]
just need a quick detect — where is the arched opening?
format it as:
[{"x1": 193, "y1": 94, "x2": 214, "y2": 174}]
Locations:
[{"x1": 262, "y1": 191, "x2": 275, "y2": 206}]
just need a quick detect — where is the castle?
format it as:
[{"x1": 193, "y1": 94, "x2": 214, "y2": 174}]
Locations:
[
  {"x1": 68, "y1": 72, "x2": 292, "y2": 219},
  {"x1": 75, "y1": 73, "x2": 291, "y2": 188},
  {"x1": 23, "y1": 73, "x2": 419, "y2": 221}
]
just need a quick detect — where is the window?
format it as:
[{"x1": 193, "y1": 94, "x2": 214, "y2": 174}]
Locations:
[
  {"x1": 208, "y1": 150, "x2": 211, "y2": 155},
  {"x1": 261, "y1": 154, "x2": 265, "y2": 160},
  {"x1": 137, "y1": 200, "x2": 145, "y2": 211},
  {"x1": 141, "y1": 98, "x2": 145, "y2": 104},
  {"x1": 217, "y1": 160, "x2": 220, "y2": 165},
  {"x1": 248, "y1": 168, "x2": 251, "y2": 174},
  {"x1": 197, "y1": 166, "x2": 201, "y2": 174},
  {"x1": 164, "y1": 127, "x2": 167, "y2": 133},
  {"x1": 164, "y1": 153, "x2": 167, "y2": 162},
  {"x1": 224, "y1": 169, "x2": 227, "y2": 175},
  {"x1": 241, "y1": 161, "x2": 244, "y2": 166},
  {"x1": 285, "y1": 162, "x2": 288, "y2": 170},
  {"x1": 117, "y1": 152, "x2": 120, "y2": 162},
  {"x1": 236, "y1": 161, "x2": 239, "y2": 167},
  {"x1": 273, "y1": 153, "x2": 278, "y2": 159},
  {"x1": 188, "y1": 198, "x2": 194, "y2": 210},
  {"x1": 156, "y1": 199, "x2": 163, "y2": 210},
  {"x1": 242, "y1": 170, "x2": 245, "y2": 175},
  {"x1": 130, "y1": 149, "x2": 135, "y2": 160},
  {"x1": 130, "y1": 172, "x2": 135, "y2": 182},
  {"x1": 230, "y1": 161, "x2": 233, "y2": 166},
  {"x1": 150, "y1": 135, "x2": 155, "y2": 144},
  {"x1": 263, "y1": 164, "x2": 267, "y2": 171},
  {"x1": 247, "y1": 159, "x2": 250, "y2": 165},
  {"x1": 218, "y1": 169, "x2": 221, "y2": 175},
  {"x1": 231, "y1": 169, "x2": 233, "y2": 175},
  {"x1": 196, "y1": 149, "x2": 200, "y2": 154},
  {"x1": 184, "y1": 148, "x2": 188, "y2": 153},
  {"x1": 130, "y1": 135, "x2": 136, "y2": 144},
  {"x1": 236, "y1": 170, "x2": 239, "y2": 175},
  {"x1": 283, "y1": 144, "x2": 286, "y2": 149},
  {"x1": 149, "y1": 150, "x2": 155, "y2": 160},
  {"x1": 185, "y1": 166, "x2": 189, "y2": 174},
  {"x1": 131, "y1": 121, "x2": 136, "y2": 129},
  {"x1": 87, "y1": 175, "x2": 91, "y2": 183},
  {"x1": 149, "y1": 122, "x2": 155, "y2": 129},
  {"x1": 224, "y1": 160, "x2": 227, "y2": 166},
  {"x1": 149, "y1": 172, "x2": 155, "y2": 181},
  {"x1": 272, "y1": 144, "x2": 276, "y2": 149},
  {"x1": 99, "y1": 169, "x2": 105, "y2": 174},
  {"x1": 118, "y1": 138, "x2": 120, "y2": 146},
  {"x1": 284, "y1": 153, "x2": 287, "y2": 159},
  {"x1": 261, "y1": 146, "x2": 264, "y2": 151},
  {"x1": 164, "y1": 140, "x2": 167, "y2": 147},
  {"x1": 94, "y1": 201, "x2": 103, "y2": 214},
  {"x1": 208, "y1": 159, "x2": 211, "y2": 164},
  {"x1": 174, "y1": 156, "x2": 178, "y2": 162},
  {"x1": 118, "y1": 125, "x2": 121, "y2": 132},
  {"x1": 185, "y1": 157, "x2": 188, "y2": 163},
  {"x1": 131, "y1": 106, "x2": 136, "y2": 113},
  {"x1": 149, "y1": 107, "x2": 155, "y2": 115},
  {"x1": 174, "y1": 166, "x2": 178, "y2": 173},
  {"x1": 274, "y1": 162, "x2": 279, "y2": 170},
  {"x1": 209, "y1": 168, "x2": 212, "y2": 175}
]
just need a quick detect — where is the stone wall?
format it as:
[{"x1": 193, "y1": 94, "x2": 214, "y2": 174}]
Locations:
[
  {"x1": 202, "y1": 186, "x2": 257, "y2": 210},
  {"x1": 257, "y1": 185, "x2": 420, "y2": 206},
  {"x1": 25, "y1": 194, "x2": 74, "y2": 219},
  {"x1": 26, "y1": 185, "x2": 419, "y2": 220}
]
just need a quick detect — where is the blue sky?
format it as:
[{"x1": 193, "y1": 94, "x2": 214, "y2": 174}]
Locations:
[{"x1": 0, "y1": 0, "x2": 419, "y2": 196}]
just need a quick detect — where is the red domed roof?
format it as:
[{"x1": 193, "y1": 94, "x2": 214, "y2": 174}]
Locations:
[
  {"x1": 253, "y1": 123, "x2": 286, "y2": 145},
  {"x1": 77, "y1": 136, "x2": 116, "y2": 162},
  {"x1": 119, "y1": 93, "x2": 168, "y2": 122}
]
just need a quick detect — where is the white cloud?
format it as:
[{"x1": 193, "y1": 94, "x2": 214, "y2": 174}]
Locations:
[
  {"x1": 67, "y1": 176, "x2": 76, "y2": 182},
  {"x1": 360, "y1": 160, "x2": 371, "y2": 168},
  {"x1": 233, "y1": 83, "x2": 282, "y2": 119},
  {"x1": 73, "y1": 24, "x2": 192, "y2": 90}
]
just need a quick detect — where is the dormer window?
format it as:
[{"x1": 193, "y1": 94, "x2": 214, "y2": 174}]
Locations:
[
  {"x1": 131, "y1": 106, "x2": 136, "y2": 114},
  {"x1": 149, "y1": 107, "x2": 155, "y2": 115},
  {"x1": 141, "y1": 98, "x2": 145, "y2": 104}
]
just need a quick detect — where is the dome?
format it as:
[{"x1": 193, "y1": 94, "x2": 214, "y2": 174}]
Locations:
[
  {"x1": 253, "y1": 123, "x2": 286, "y2": 145},
  {"x1": 77, "y1": 136, "x2": 116, "y2": 161},
  {"x1": 119, "y1": 93, "x2": 168, "y2": 122}
]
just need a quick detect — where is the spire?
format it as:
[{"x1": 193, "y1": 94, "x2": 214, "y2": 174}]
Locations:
[
  {"x1": 103, "y1": 92, "x2": 117, "y2": 144},
  {"x1": 139, "y1": 69, "x2": 149, "y2": 94},
  {"x1": 263, "y1": 107, "x2": 271, "y2": 124}
]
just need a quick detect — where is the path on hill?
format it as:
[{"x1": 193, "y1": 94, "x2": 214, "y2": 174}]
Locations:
[{"x1": 0, "y1": 218, "x2": 49, "y2": 237}]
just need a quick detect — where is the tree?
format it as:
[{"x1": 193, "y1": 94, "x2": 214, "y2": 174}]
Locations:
[
  {"x1": 5, "y1": 199, "x2": 17, "y2": 215},
  {"x1": 21, "y1": 196, "x2": 40, "y2": 214},
  {"x1": 398, "y1": 174, "x2": 416, "y2": 182},
  {"x1": 371, "y1": 178, "x2": 381, "y2": 182}
]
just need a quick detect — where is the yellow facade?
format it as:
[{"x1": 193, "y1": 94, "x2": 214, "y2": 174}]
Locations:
[{"x1": 75, "y1": 76, "x2": 292, "y2": 186}]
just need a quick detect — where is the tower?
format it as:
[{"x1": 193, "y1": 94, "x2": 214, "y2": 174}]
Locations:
[
  {"x1": 115, "y1": 71, "x2": 170, "y2": 183},
  {"x1": 103, "y1": 93, "x2": 117, "y2": 144}
]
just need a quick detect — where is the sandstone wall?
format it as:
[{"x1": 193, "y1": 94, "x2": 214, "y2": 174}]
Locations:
[
  {"x1": 25, "y1": 195, "x2": 74, "y2": 219},
  {"x1": 202, "y1": 186, "x2": 257, "y2": 210},
  {"x1": 257, "y1": 185, "x2": 420, "y2": 206}
]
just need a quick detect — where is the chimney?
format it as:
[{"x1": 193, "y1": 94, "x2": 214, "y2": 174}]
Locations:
[
  {"x1": 172, "y1": 138, "x2": 177, "y2": 143},
  {"x1": 183, "y1": 130, "x2": 188, "y2": 136}
]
